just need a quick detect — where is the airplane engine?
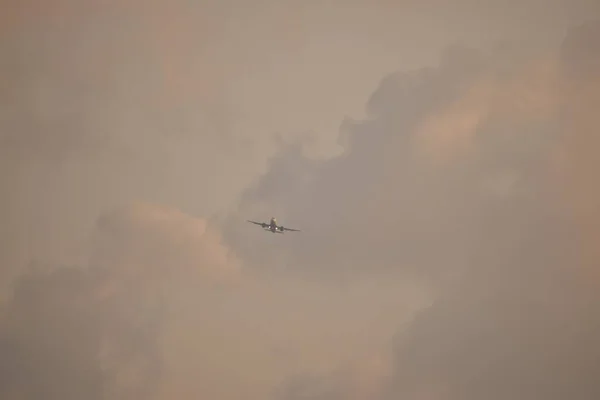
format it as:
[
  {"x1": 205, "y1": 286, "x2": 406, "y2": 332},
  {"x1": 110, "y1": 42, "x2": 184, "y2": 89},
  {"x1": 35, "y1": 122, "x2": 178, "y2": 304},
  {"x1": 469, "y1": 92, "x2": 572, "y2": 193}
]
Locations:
[{"x1": 279, "y1": 226, "x2": 284, "y2": 231}]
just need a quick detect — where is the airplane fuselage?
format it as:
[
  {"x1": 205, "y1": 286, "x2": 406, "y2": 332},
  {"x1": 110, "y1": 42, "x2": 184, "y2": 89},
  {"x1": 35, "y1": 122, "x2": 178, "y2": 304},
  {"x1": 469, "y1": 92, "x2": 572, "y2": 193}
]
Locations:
[{"x1": 266, "y1": 217, "x2": 283, "y2": 233}]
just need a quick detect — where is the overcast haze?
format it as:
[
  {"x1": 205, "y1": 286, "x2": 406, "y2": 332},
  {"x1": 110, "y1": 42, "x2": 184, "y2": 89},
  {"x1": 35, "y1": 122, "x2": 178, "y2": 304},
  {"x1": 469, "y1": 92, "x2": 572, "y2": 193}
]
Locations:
[{"x1": 2, "y1": 1, "x2": 600, "y2": 399}]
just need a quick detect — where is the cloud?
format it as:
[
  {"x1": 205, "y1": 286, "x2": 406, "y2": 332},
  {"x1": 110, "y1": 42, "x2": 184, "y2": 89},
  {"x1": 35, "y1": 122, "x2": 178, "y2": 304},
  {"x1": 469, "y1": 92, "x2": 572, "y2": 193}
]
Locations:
[
  {"x1": 3, "y1": 3, "x2": 600, "y2": 399},
  {"x1": 90, "y1": 202, "x2": 241, "y2": 286},
  {"x1": 274, "y1": 353, "x2": 391, "y2": 400},
  {"x1": 0, "y1": 202, "x2": 240, "y2": 399},
  {"x1": 3, "y1": 1, "x2": 597, "y2": 288},
  {"x1": 225, "y1": 44, "x2": 559, "y2": 286},
  {"x1": 555, "y1": 21, "x2": 600, "y2": 282},
  {"x1": 0, "y1": 202, "x2": 426, "y2": 399},
  {"x1": 413, "y1": 58, "x2": 559, "y2": 164},
  {"x1": 233, "y1": 19, "x2": 600, "y2": 400}
]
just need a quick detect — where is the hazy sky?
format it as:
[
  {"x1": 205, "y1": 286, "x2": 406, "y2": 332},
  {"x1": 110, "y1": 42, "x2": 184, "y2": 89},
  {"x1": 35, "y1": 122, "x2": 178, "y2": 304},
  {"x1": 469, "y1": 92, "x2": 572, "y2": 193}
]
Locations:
[{"x1": 1, "y1": 1, "x2": 600, "y2": 399}]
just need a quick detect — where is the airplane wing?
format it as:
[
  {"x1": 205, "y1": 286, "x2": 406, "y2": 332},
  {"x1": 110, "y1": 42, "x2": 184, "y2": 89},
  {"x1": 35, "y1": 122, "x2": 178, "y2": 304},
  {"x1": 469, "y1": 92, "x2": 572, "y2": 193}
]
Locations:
[
  {"x1": 281, "y1": 226, "x2": 300, "y2": 232},
  {"x1": 247, "y1": 220, "x2": 267, "y2": 226}
]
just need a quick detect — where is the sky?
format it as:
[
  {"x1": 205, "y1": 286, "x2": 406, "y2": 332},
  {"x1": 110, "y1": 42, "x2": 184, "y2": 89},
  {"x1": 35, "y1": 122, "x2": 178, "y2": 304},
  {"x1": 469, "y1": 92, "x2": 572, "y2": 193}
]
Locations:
[{"x1": 1, "y1": 1, "x2": 600, "y2": 399}]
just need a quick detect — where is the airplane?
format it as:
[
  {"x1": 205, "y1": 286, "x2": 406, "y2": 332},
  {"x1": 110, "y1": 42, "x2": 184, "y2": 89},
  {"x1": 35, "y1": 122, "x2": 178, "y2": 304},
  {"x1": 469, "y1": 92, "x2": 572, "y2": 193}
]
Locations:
[{"x1": 247, "y1": 217, "x2": 300, "y2": 234}]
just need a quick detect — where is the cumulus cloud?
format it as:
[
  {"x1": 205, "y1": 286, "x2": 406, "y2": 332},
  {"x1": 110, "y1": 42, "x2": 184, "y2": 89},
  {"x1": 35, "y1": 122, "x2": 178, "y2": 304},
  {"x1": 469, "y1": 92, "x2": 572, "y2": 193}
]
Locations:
[
  {"x1": 90, "y1": 202, "x2": 241, "y2": 286},
  {"x1": 0, "y1": 203, "x2": 239, "y2": 399},
  {"x1": 4, "y1": 2, "x2": 598, "y2": 288},
  {"x1": 225, "y1": 44, "x2": 558, "y2": 286},
  {"x1": 241, "y1": 20, "x2": 599, "y2": 400},
  {"x1": 0, "y1": 202, "x2": 426, "y2": 400},
  {"x1": 3, "y1": 2, "x2": 600, "y2": 400}
]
